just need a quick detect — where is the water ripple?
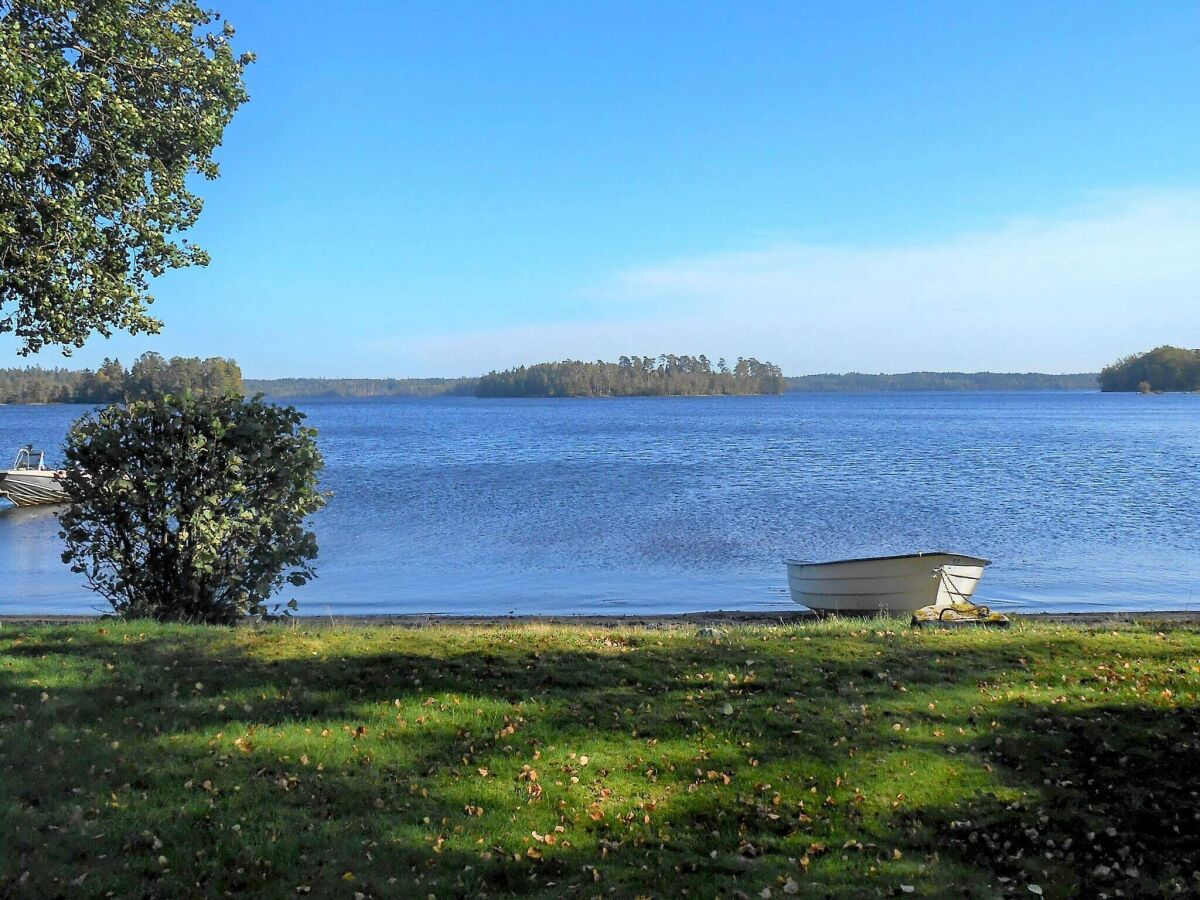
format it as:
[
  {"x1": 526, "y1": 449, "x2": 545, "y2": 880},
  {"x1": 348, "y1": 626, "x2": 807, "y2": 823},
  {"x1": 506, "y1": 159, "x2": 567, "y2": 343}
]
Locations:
[{"x1": 2, "y1": 392, "x2": 1198, "y2": 614}]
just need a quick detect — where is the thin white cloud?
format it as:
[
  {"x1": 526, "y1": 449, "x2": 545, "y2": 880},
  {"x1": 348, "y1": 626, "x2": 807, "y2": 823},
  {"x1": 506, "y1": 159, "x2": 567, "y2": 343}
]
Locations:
[{"x1": 399, "y1": 189, "x2": 1200, "y2": 374}]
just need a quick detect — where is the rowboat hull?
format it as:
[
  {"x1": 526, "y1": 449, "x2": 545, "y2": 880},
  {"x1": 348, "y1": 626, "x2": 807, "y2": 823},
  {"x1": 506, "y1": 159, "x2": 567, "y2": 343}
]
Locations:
[
  {"x1": 785, "y1": 552, "x2": 990, "y2": 616},
  {"x1": 0, "y1": 469, "x2": 69, "y2": 507}
]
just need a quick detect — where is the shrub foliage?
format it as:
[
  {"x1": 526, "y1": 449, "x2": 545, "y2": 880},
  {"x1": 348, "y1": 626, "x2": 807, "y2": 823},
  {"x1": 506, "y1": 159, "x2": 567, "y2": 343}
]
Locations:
[{"x1": 59, "y1": 394, "x2": 326, "y2": 623}]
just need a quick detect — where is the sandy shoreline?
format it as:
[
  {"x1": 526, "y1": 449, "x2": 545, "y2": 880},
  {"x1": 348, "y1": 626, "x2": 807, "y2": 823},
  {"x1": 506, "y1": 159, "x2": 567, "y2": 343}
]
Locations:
[{"x1": 2, "y1": 609, "x2": 1199, "y2": 627}]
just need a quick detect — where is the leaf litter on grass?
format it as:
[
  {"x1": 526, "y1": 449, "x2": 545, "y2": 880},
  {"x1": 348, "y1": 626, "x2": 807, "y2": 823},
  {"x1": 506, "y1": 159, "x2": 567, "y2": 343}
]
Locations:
[{"x1": 0, "y1": 618, "x2": 1197, "y2": 897}]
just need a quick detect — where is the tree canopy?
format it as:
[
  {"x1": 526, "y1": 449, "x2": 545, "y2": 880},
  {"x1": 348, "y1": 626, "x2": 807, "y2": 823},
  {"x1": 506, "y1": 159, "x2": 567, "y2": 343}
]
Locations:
[
  {"x1": 0, "y1": 0, "x2": 251, "y2": 354},
  {"x1": 1099, "y1": 346, "x2": 1200, "y2": 393},
  {"x1": 59, "y1": 393, "x2": 326, "y2": 623},
  {"x1": 0, "y1": 350, "x2": 241, "y2": 402}
]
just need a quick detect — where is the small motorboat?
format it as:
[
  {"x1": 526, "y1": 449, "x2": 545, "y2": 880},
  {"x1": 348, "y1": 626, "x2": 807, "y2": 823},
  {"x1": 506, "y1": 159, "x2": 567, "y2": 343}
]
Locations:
[
  {"x1": 784, "y1": 551, "x2": 990, "y2": 616},
  {"x1": 0, "y1": 445, "x2": 69, "y2": 507}
]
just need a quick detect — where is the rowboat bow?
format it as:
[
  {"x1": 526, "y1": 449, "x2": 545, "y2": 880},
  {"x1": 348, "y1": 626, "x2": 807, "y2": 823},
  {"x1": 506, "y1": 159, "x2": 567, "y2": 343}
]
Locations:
[{"x1": 785, "y1": 551, "x2": 991, "y2": 616}]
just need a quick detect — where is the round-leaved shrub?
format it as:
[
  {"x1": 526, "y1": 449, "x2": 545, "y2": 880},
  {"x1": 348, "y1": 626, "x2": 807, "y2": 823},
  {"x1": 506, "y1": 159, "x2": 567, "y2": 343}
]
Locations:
[{"x1": 59, "y1": 394, "x2": 327, "y2": 623}]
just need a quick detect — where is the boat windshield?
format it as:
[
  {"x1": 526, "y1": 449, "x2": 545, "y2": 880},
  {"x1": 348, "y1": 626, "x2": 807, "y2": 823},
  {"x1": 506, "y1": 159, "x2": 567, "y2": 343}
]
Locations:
[{"x1": 13, "y1": 445, "x2": 47, "y2": 471}]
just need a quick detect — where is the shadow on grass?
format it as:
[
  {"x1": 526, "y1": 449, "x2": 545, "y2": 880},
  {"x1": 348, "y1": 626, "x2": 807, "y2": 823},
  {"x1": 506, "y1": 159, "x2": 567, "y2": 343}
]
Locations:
[
  {"x1": 1, "y1": 624, "x2": 1196, "y2": 897},
  {"x1": 926, "y1": 702, "x2": 1200, "y2": 898}
]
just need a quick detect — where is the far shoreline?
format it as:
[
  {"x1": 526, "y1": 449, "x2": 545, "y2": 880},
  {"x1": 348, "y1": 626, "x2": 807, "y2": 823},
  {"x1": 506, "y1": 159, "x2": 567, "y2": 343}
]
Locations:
[{"x1": 0, "y1": 387, "x2": 1120, "y2": 407}]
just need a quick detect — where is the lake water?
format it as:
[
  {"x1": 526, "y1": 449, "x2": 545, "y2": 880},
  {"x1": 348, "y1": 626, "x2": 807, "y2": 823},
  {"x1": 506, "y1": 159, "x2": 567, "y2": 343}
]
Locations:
[{"x1": 2, "y1": 392, "x2": 1198, "y2": 616}]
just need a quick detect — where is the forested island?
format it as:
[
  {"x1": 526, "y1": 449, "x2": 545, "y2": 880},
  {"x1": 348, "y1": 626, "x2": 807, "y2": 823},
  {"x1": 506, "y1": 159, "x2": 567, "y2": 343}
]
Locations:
[
  {"x1": 0, "y1": 354, "x2": 242, "y2": 404},
  {"x1": 787, "y1": 371, "x2": 1098, "y2": 392},
  {"x1": 1099, "y1": 346, "x2": 1200, "y2": 392},
  {"x1": 476, "y1": 355, "x2": 786, "y2": 397}
]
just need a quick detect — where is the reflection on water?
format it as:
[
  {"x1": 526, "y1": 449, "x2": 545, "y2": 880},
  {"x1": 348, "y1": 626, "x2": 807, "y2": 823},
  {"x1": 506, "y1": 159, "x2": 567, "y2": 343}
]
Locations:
[
  {"x1": 1, "y1": 502, "x2": 62, "y2": 569},
  {"x1": 1, "y1": 502, "x2": 61, "y2": 527},
  {"x1": 0, "y1": 502, "x2": 96, "y2": 611},
  {"x1": 2, "y1": 392, "x2": 1199, "y2": 615}
]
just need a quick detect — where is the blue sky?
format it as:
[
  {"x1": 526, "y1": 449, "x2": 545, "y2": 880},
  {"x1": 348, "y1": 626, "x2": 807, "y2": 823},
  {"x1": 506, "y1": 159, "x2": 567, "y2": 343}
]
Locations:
[{"x1": 8, "y1": 1, "x2": 1199, "y2": 376}]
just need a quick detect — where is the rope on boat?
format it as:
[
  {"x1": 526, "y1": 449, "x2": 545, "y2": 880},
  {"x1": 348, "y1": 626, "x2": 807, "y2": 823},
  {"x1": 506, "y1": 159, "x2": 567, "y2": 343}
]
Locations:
[{"x1": 911, "y1": 566, "x2": 1011, "y2": 628}]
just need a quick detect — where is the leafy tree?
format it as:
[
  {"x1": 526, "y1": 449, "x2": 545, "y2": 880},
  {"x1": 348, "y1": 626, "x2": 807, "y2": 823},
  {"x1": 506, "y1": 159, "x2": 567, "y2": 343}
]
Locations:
[
  {"x1": 129, "y1": 350, "x2": 168, "y2": 397},
  {"x1": 88, "y1": 356, "x2": 127, "y2": 400},
  {"x1": 59, "y1": 394, "x2": 326, "y2": 623},
  {"x1": 0, "y1": 1, "x2": 252, "y2": 354}
]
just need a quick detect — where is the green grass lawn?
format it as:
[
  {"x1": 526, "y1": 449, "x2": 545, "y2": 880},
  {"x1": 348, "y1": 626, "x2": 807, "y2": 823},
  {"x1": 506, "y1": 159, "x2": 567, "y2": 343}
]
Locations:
[{"x1": 1, "y1": 618, "x2": 1197, "y2": 898}]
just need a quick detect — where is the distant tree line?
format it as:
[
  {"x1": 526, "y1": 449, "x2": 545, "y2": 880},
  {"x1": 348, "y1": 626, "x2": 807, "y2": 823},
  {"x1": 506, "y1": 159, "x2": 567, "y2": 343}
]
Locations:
[
  {"x1": 5, "y1": 358, "x2": 1127, "y2": 403},
  {"x1": 787, "y1": 371, "x2": 1099, "y2": 392},
  {"x1": 476, "y1": 355, "x2": 786, "y2": 397},
  {"x1": 244, "y1": 377, "x2": 477, "y2": 398},
  {"x1": 0, "y1": 354, "x2": 243, "y2": 404},
  {"x1": 1099, "y1": 346, "x2": 1200, "y2": 393}
]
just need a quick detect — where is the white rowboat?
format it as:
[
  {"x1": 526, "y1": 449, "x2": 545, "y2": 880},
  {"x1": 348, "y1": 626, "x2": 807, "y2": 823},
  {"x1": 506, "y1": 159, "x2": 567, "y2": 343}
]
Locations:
[
  {"x1": 785, "y1": 552, "x2": 991, "y2": 616},
  {"x1": 0, "y1": 446, "x2": 69, "y2": 507}
]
